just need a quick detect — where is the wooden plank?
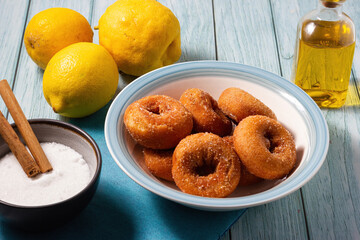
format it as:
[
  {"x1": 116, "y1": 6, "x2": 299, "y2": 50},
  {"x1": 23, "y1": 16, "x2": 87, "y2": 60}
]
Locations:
[
  {"x1": 271, "y1": 0, "x2": 360, "y2": 239},
  {"x1": 341, "y1": 0, "x2": 360, "y2": 228},
  {"x1": 344, "y1": 0, "x2": 360, "y2": 85},
  {"x1": 343, "y1": 80, "x2": 360, "y2": 237},
  {"x1": 10, "y1": 0, "x2": 94, "y2": 122},
  {"x1": 0, "y1": 0, "x2": 29, "y2": 115},
  {"x1": 214, "y1": 0, "x2": 281, "y2": 73},
  {"x1": 270, "y1": 0, "x2": 316, "y2": 80},
  {"x1": 231, "y1": 194, "x2": 307, "y2": 239},
  {"x1": 158, "y1": 0, "x2": 216, "y2": 62},
  {"x1": 213, "y1": 0, "x2": 308, "y2": 239},
  {"x1": 303, "y1": 102, "x2": 360, "y2": 239}
]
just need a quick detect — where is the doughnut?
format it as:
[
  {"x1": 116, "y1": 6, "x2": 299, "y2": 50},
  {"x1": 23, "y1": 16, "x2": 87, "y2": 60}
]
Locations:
[
  {"x1": 180, "y1": 88, "x2": 232, "y2": 137},
  {"x1": 172, "y1": 133, "x2": 241, "y2": 198},
  {"x1": 239, "y1": 166, "x2": 263, "y2": 186},
  {"x1": 124, "y1": 95, "x2": 193, "y2": 149},
  {"x1": 143, "y1": 148, "x2": 173, "y2": 181},
  {"x1": 223, "y1": 136, "x2": 262, "y2": 186},
  {"x1": 233, "y1": 115, "x2": 296, "y2": 180},
  {"x1": 218, "y1": 87, "x2": 276, "y2": 124}
]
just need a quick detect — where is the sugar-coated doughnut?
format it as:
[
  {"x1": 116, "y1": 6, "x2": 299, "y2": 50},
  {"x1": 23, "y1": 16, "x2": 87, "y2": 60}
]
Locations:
[
  {"x1": 233, "y1": 115, "x2": 296, "y2": 180},
  {"x1": 218, "y1": 88, "x2": 276, "y2": 124},
  {"x1": 143, "y1": 148, "x2": 173, "y2": 181},
  {"x1": 239, "y1": 166, "x2": 263, "y2": 186},
  {"x1": 124, "y1": 95, "x2": 193, "y2": 149},
  {"x1": 223, "y1": 136, "x2": 262, "y2": 186},
  {"x1": 180, "y1": 88, "x2": 232, "y2": 137},
  {"x1": 172, "y1": 133, "x2": 241, "y2": 198}
]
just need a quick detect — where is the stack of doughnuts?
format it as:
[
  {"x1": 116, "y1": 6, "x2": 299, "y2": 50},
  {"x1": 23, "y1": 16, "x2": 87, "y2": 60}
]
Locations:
[{"x1": 123, "y1": 87, "x2": 297, "y2": 198}]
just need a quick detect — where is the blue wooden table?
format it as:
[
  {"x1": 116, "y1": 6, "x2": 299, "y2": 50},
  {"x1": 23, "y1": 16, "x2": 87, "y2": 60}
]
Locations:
[{"x1": 1, "y1": 0, "x2": 360, "y2": 239}]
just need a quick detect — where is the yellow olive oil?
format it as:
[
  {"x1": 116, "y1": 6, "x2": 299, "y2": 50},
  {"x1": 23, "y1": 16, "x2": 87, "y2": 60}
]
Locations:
[{"x1": 292, "y1": 18, "x2": 355, "y2": 108}]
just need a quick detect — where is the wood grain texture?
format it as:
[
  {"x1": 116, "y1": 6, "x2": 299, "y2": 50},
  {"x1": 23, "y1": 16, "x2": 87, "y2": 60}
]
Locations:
[
  {"x1": 10, "y1": 0, "x2": 94, "y2": 123},
  {"x1": 230, "y1": 193, "x2": 308, "y2": 239},
  {"x1": 344, "y1": 0, "x2": 360, "y2": 84},
  {"x1": 272, "y1": 0, "x2": 360, "y2": 239},
  {"x1": 270, "y1": 0, "x2": 317, "y2": 80},
  {"x1": 159, "y1": 0, "x2": 216, "y2": 62},
  {"x1": 344, "y1": 83, "x2": 360, "y2": 237},
  {"x1": 0, "y1": 0, "x2": 29, "y2": 115},
  {"x1": 214, "y1": 1, "x2": 307, "y2": 239},
  {"x1": 270, "y1": 0, "x2": 360, "y2": 239},
  {"x1": 214, "y1": 0, "x2": 280, "y2": 73},
  {"x1": 304, "y1": 106, "x2": 360, "y2": 239}
]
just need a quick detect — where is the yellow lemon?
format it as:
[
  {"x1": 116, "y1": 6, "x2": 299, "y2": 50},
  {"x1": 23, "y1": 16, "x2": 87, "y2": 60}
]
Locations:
[
  {"x1": 97, "y1": 0, "x2": 181, "y2": 76},
  {"x1": 43, "y1": 42, "x2": 119, "y2": 118},
  {"x1": 24, "y1": 8, "x2": 93, "y2": 70}
]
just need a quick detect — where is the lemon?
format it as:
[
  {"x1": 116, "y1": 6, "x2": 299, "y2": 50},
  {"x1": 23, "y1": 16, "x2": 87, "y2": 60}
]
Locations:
[
  {"x1": 43, "y1": 42, "x2": 119, "y2": 118},
  {"x1": 97, "y1": 0, "x2": 181, "y2": 76},
  {"x1": 24, "y1": 8, "x2": 93, "y2": 70}
]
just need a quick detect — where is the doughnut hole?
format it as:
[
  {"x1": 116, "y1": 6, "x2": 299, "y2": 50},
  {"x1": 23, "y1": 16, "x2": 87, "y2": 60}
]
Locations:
[
  {"x1": 195, "y1": 159, "x2": 217, "y2": 176},
  {"x1": 263, "y1": 133, "x2": 272, "y2": 151},
  {"x1": 147, "y1": 104, "x2": 161, "y2": 115}
]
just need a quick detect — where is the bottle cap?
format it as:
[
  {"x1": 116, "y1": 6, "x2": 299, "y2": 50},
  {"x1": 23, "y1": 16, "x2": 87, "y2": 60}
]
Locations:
[{"x1": 321, "y1": 0, "x2": 345, "y2": 8}]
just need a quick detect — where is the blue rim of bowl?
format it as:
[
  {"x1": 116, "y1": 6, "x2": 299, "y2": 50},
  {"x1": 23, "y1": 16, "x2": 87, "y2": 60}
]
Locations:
[
  {"x1": 105, "y1": 61, "x2": 329, "y2": 210},
  {"x1": 0, "y1": 119, "x2": 102, "y2": 209}
]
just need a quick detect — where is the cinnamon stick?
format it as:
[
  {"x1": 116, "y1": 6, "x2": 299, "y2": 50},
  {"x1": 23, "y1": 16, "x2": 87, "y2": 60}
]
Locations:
[
  {"x1": 0, "y1": 79, "x2": 52, "y2": 172},
  {"x1": 0, "y1": 110, "x2": 40, "y2": 177}
]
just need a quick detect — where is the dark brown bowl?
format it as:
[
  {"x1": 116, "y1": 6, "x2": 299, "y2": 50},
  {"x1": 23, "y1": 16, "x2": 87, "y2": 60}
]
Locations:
[{"x1": 0, "y1": 119, "x2": 101, "y2": 230}]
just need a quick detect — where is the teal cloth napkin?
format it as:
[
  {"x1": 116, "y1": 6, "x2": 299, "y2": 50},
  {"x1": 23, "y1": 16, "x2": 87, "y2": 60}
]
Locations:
[{"x1": 0, "y1": 104, "x2": 246, "y2": 240}]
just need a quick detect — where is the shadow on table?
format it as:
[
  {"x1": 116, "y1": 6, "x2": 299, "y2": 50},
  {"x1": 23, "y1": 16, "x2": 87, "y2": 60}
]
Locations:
[
  {"x1": 150, "y1": 191, "x2": 247, "y2": 240},
  {"x1": 1, "y1": 190, "x2": 135, "y2": 240},
  {"x1": 68, "y1": 101, "x2": 111, "y2": 132}
]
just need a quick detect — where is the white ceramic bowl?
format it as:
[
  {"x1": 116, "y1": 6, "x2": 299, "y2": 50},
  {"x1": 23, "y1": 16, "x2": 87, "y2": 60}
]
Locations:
[{"x1": 105, "y1": 61, "x2": 329, "y2": 211}]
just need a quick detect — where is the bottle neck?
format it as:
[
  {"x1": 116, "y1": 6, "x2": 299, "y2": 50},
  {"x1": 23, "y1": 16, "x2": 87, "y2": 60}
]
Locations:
[{"x1": 318, "y1": 0, "x2": 344, "y2": 20}]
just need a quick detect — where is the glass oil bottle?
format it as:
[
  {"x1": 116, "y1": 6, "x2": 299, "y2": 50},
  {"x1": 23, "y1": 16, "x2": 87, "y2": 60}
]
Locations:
[{"x1": 291, "y1": 0, "x2": 355, "y2": 108}]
